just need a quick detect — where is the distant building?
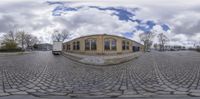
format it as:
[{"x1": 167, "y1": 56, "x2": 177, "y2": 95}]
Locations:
[
  {"x1": 63, "y1": 34, "x2": 144, "y2": 55},
  {"x1": 34, "y1": 43, "x2": 52, "y2": 51},
  {"x1": 164, "y1": 45, "x2": 186, "y2": 51},
  {"x1": 0, "y1": 40, "x2": 3, "y2": 48}
]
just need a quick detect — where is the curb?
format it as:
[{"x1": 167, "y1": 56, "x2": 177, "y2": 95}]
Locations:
[{"x1": 62, "y1": 52, "x2": 141, "y2": 66}]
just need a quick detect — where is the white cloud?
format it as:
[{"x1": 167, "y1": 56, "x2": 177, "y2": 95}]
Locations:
[
  {"x1": 51, "y1": 7, "x2": 138, "y2": 40},
  {"x1": 0, "y1": 0, "x2": 199, "y2": 47}
]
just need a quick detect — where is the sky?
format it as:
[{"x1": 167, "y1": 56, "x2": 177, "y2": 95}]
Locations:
[{"x1": 0, "y1": 0, "x2": 200, "y2": 47}]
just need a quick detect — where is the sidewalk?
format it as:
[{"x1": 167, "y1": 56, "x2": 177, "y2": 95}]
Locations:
[
  {"x1": 62, "y1": 52, "x2": 142, "y2": 66},
  {"x1": 0, "y1": 52, "x2": 31, "y2": 56}
]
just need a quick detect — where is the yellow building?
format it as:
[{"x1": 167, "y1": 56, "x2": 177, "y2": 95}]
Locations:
[{"x1": 63, "y1": 34, "x2": 143, "y2": 55}]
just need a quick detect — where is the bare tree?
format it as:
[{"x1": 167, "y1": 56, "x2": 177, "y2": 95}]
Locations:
[
  {"x1": 1, "y1": 30, "x2": 18, "y2": 50},
  {"x1": 139, "y1": 32, "x2": 155, "y2": 52},
  {"x1": 3, "y1": 24, "x2": 20, "y2": 42},
  {"x1": 16, "y1": 31, "x2": 26, "y2": 50},
  {"x1": 52, "y1": 29, "x2": 70, "y2": 42},
  {"x1": 3, "y1": 30, "x2": 18, "y2": 42},
  {"x1": 157, "y1": 33, "x2": 169, "y2": 51},
  {"x1": 25, "y1": 34, "x2": 39, "y2": 48},
  {"x1": 154, "y1": 43, "x2": 158, "y2": 50},
  {"x1": 14, "y1": 30, "x2": 40, "y2": 50}
]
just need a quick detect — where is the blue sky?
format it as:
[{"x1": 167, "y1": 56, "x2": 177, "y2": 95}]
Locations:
[{"x1": 50, "y1": 3, "x2": 170, "y2": 34}]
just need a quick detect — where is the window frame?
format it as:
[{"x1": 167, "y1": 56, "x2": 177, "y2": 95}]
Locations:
[
  {"x1": 122, "y1": 40, "x2": 130, "y2": 50},
  {"x1": 90, "y1": 39, "x2": 97, "y2": 50},
  {"x1": 76, "y1": 41, "x2": 80, "y2": 50},
  {"x1": 122, "y1": 40, "x2": 126, "y2": 50},
  {"x1": 85, "y1": 38, "x2": 97, "y2": 51},
  {"x1": 104, "y1": 38, "x2": 117, "y2": 51},
  {"x1": 73, "y1": 41, "x2": 80, "y2": 50},
  {"x1": 104, "y1": 39, "x2": 111, "y2": 51},
  {"x1": 67, "y1": 43, "x2": 71, "y2": 51},
  {"x1": 73, "y1": 42, "x2": 76, "y2": 50},
  {"x1": 85, "y1": 39, "x2": 90, "y2": 51},
  {"x1": 111, "y1": 39, "x2": 117, "y2": 51},
  {"x1": 126, "y1": 41, "x2": 129, "y2": 50}
]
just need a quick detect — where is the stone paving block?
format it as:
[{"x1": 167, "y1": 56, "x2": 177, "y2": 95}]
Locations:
[
  {"x1": 188, "y1": 92, "x2": 200, "y2": 97},
  {"x1": 68, "y1": 94, "x2": 89, "y2": 98},
  {"x1": 106, "y1": 92, "x2": 122, "y2": 98},
  {"x1": 49, "y1": 92, "x2": 68, "y2": 96},
  {"x1": 0, "y1": 51, "x2": 200, "y2": 98},
  {"x1": 89, "y1": 92, "x2": 104, "y2": 96},
  {"x1": 10, "y1": 91, "x2": 28, "y2": 95},
  {"x1": 0, "y1": 93, "x2": 10, "y2": 96},
  {"x1": 26, "y1": 89, "x2": 37, "y2": 93},
  {"x1": 120, "y1": 86, "x2": 127, "y2": 90},
  {"x1": 119, "y1": 94, "x2": 146, "y2": 98},
  {"x1": 173, "y1": 91, "x2": 188, "y2": 95},
  {"x1": 26, "y1": 84, "x2": 35, "y2": 88},
  {"x1": 5, "y1": 89, "x2": 19, "y2": 92},
  {"x1": 123, "y1": 90, "x2": 137, "y2": 95}
]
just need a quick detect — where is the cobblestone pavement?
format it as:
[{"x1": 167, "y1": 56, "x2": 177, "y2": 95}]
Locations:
[{"x1": 0, "y1": 51, "x2": 200, "y2": 98}]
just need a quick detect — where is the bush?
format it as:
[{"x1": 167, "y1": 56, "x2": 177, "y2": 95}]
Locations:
[
  {"x1": 0, "y1": 48, "x2": 23, "y2": 52},
  {"x1": 0, "y1": 40, "x2": 24, "y2": 52}
]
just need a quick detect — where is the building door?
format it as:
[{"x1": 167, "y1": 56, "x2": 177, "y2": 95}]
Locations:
[
  {"x1": 132, "y1": 46, "x2": 136, "y2": 52},
  {"x1": 137, "y1": 47, "x2": 140, "y2": 51},
  {"x1": 132, "y1": 46, "x2": 140, "y2": 52}
]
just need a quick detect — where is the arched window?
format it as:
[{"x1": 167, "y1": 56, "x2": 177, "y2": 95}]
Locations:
[{"x1": 104, "y1": 38, "x2": 117, "y2": 51}]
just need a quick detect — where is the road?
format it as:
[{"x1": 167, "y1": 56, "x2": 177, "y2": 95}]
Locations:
[{"x1": 0, "y1": 51, "x2": 200, "y2": 98}]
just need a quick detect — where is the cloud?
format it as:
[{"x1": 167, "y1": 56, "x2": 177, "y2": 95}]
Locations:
[
  {"x1": 169, "y1": 11, "x2": 200, "y2": 35},
  {"x1": 52, "y1": 6, "x2": 138, "y2": 39},
  {"x1": 50, "y1": 3, "x2": 170, "y2": 40},
  {"x1": 0, "y1": 0, "x2": 199, "y2": 47}
]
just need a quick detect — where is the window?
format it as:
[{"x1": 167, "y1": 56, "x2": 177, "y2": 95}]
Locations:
[
  {"x1": 73, "y1": 41, "x2": 80, "y2": 50},
  {"x1": 138, "y1": 47, "x2": 140, "y2": 51},
  {"x1": 104, "y1": 39, "x2": 110, "y2": 50},
  {"x1": 91, "y1": 39, "x2": 96, "y2": 50},
  {"x1": 104, "y1": 38, "x2": 117, "y2": 51},
  {"x1": 126, "y1": 42, "x2": 129, "y2": 50},
  {"x1": 122, "y1": 41, "x2": 126, "y2": 50},
  {"x1": 111, "y1": 39, "x2": 117, "y2": 50},
  {"x1": 67, "y1": 44, "x2": 70, "y2": 50},
  {"x1": 122, "y1": 40, "x2": 130, "y2": 50},
  {"x1": 85, "y1": 39, "x2": 90, "y2": 50},
  {"x1": 85, "y1": 39, "x2": 97, "y2": 51},
  {"x1": 63, "y1": 45, "x2": 65, "y2": 50},
  {"x1": 77, "y1": 41, "x2": 80, "y2": 50},
  {"x1": 73, "y1": 42, "x2": 76, "y2": 50}
]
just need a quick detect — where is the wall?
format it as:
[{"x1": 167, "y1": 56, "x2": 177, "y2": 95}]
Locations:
[{"x1": 63, "y1": 34, "x2": 140, "y2": 55}]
